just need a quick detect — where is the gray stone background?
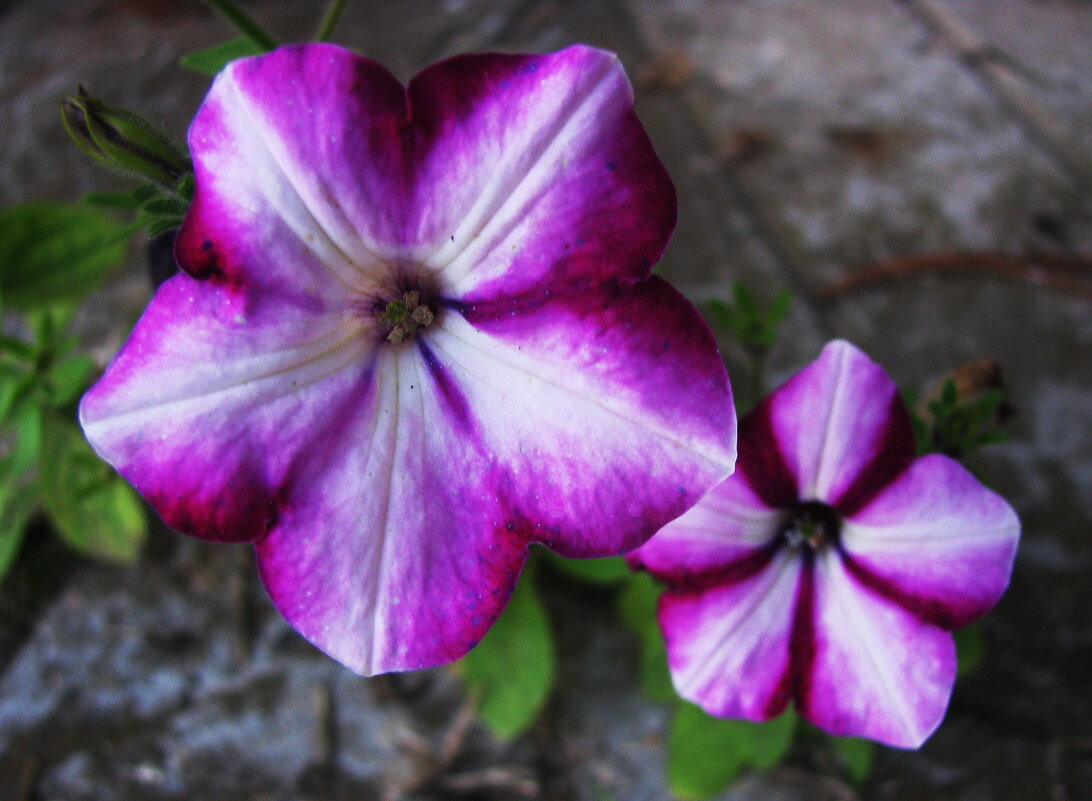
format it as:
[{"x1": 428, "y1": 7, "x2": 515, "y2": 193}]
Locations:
[{"x1": 1, "y1": 0, "x2": 1089, "y2": 799}]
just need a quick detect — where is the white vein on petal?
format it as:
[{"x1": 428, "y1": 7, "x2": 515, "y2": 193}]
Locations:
[
  {"x1": 361, "y1": 347, "x2": 404, "y2": 675},
  {"x1": 840, "y1": 519, "x2": 1015, "y2": 551},
  {"x1": 84, "y1": 324, "x2": 368, "y2": 433},
  {"x1": 428, "y1": 55, "x2": 620, "y2": 287},
  {"x1": 817, "y1": 551, "x2": 923, "y2": 740},
  {"x1": 810, "y1": 343, "x2": 852, "y2": 500},
  {"x1": 223, "y1": 75, "x2": 379, "y2": 290},
  {"x1": 678, "y1": 549, "x2": 798, "y2": 700},
  {"x1": 426, "y1": 317, "x2": 730, "y2": 467}
]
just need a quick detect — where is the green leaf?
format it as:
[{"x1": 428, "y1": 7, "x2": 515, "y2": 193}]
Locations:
[
  {"x1": 180, "y1": 36, "x2": 265, "y2": 75},
  {"x1": 0, "y1": 448, "x2": 40, "y2": 582},
  {"x1": 617, "y1": 572, "x2": 675, "y2": 702},
  {"x1": 39, "y1": 416, "x2": 146, "y2": 563},
  {"x1": 830, "y1": 735, "x2": 875, "y2": 783},
  {"x1": 82, "y1": 183, "x2": 159, "y2": 210},
  {"x1": 459, "y1": 559, "x2": 555, "y2": 740},
  {"x1": 46, "y1": 353, "x2": 96, "y2": 407},
  {"x1": 0, "y1": 202, "x2": 131, "y2": 311},
  {"x1": 145, "y1": 216, "x2": 185, "y2": 238},
  {"x1": 9, "y1": 403, "x2": 42, "y2": 476},
  {"x1": 955, "y1": 622, "x2": 985, "y2": 677},
  {"x1": 668, "y1": 703, "x2": 796, "y2": 799},
  {"x1": 767, "y1": 289, "x2": 793, "y2": 327},
  {"x1": 141, "y1": 196, "x2": 189, "y2": 217},
  {"x1": 545, "y1": 552, "x2": 631, "y2": 586}
]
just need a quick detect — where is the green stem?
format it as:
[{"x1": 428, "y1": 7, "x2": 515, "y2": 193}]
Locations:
[
  {"x1": 313, "y1": 0, "x2": 349, "y2": 41},
  {"x1": 201, "y1": 0, "x2": 277, "y2": 51}
]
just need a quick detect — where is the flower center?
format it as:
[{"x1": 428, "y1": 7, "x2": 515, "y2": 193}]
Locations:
[
  {"x1": 376, "y1": 290, "x2": 435, "y2": 344},
  {"x1": 780, "y1": 500, "x2": 841, "y2": 551}
]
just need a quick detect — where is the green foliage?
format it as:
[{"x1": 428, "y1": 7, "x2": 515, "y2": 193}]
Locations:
[
  {"x1": 40, "y1": 417, "x2": 146, "y2": 563},
  {"x1": 459, "y1": 559, "x2": 556, "y2": 740},
  {"x1": 955, "y1": 622, "x2": 985, "y2": 677},
  {"x1": 199, "y1": 0, "x2": 278, "y2": 52},
  {"x1": 180, "y1": 37, "x2": 265, "y2": 75},
  {"x1": 0, "y1": 203, "x2": 149, "y2": 581},
  {"x1": 545, "y1": 552, "x2": 631, "y2": 586},
  {"x1": 910, "y1": 378, "x2": 1009, "y2": 459},
  {"x1": 705, "y1": 283, "x2": 792, "y2": 409},
  {"x1": 668, "y1": 703, "x2": 797, "y2": 799},
  {"x1": 705, "y1": 284, "x2": 792, "y2": 352},
  {"x1": 829, "y1": 735, "x2": 874, "y2": 783},
  {"x1": 0, "y1": 203, "x2": 131, "y2": 310},
  {"x1": 617, "y1": 572, "x2": 675, "y2": 702}
]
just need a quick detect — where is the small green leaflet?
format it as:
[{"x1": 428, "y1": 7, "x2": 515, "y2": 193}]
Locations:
[
  {"x1": 668, "y1": 703, "x2": 797, "y2": 799},
  {"x1": 180, "y1": 37, "x2": 264, "y2": 75},
  {"x1": 0, "y1": 202, "x2": 130, "y2": 311},
  {"x1": 458, "y1": 558, "x2": 555, "y2": 740},
  {"x1": 40, "y1": 416, "x2": 146, "y2": 563}
]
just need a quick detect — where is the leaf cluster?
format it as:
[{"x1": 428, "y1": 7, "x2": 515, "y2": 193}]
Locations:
[
  {"x1": 909, "y1": 378, "x2": 1009, "y2": 459},
  {"x1": 705, "y1": 284, "x2": 792, "y2": 352},
  {"x1": 0, "y1": 204, "x2": 147, "y2": 582}
]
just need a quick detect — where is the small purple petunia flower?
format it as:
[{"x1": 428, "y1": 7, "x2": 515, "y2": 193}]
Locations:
[
  {"x1": 629, "y1": 340, "x2": 1019, "y2": 748},
  {"x1": 79, "y1": 44, "x2": 736, "y2": 675}
]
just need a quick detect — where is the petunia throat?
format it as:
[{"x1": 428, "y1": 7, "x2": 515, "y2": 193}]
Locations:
[
  {"x1": 780, "y1": 500, "x2": 841, "y2": 551},
  {"x1": 376, "y1": 290, "x2": 435, "y2": 345}
]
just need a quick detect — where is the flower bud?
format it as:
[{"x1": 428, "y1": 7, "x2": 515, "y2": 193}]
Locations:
[{"x1": 61, "y1": 86, "x2": 190, "y2": 187}]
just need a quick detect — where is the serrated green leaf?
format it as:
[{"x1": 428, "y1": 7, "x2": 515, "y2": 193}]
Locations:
[
  {"x1": 180, "y1": 37, "x2": 264, "y2": 75},
  {"x1": 830, "y1": 735, "x2": 874, "y2": 783},
  {"x1": 0, "y1": 202, "x2": 131, "y2": 311},
  {"x1": 459, "y1": 559, "x2": 555, "y2": 740},
  {"x1": 668, "y1": 704, "x2": 796, "y2": 799},
  {"x1": 40, "y1": 415, "x2": 146, "y2": 563},
  {"x1": 545, "y1": 551, "x2": 631, "y2": 586}
]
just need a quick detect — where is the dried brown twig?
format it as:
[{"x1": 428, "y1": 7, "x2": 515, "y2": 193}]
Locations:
[{"x1": 821, "y1": 251, "x2": 1092, "y2": 301}]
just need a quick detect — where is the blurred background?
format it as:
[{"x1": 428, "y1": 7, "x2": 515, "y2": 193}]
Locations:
[{"x1": 1, "y1": 1, "x2": 1089, "y2": 799}]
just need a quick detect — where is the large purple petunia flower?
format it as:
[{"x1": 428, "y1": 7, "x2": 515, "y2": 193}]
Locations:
[
  {"x1": 79, "y1": 44, "x2": 736, "y2": 675},
  {"x1": 630, "y1": 340, "x2": 1018, "y2": 748}
]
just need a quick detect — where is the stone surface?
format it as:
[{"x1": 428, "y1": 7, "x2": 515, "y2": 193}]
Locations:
[{"x1": 1, "y1": 0, "x2": 1089, "y2": 799}]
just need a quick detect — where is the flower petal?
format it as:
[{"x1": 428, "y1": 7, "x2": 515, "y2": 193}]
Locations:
[
  {"x1": 80, "y1": 275, "x2": 370, "y2": 542},
  {"x1": 176, "y1": 44, "x2": 414, "y2": 294},
  {"x1": 408, "y1": 46, "x2": 675, "y2": 299},
  {"x1": 659, "y1": 548, "x2": 801, "y2": 721},
  {"x1": 759, "y1": 340, "x2": 914, "y2": 508},
  {"x1": 254, "y1": 344, "x2": 529, "y2": 675},
  {"x1": 628, "y1": 472, "x2": 780, "y2": 583},
  {"x1": 433, "y1": 276, "x2": 736, "y2": 558},
  {"x1": 839, "y1": 454, "x2": 1019, "y2": 629},
  {"x1": 255, "y1": 275, "x2": 735, "y2": 675},
  {"x1": 805, "y1": 551, "x2": 957, "y2": 748}
]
